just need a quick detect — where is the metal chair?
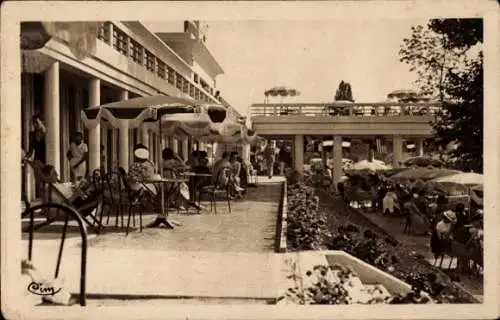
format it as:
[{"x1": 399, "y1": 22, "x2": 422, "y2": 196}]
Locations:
[
  {"x1": 199, "y1": 168, "x2": 232, "y2": 214},
  {"x1": 117, "y1": 167, "x2": 145, "y2": 235}
]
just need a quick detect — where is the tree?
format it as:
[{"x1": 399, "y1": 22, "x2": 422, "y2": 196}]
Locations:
[
  {"x1": 400, "y1": 19, "x2": 483, "y2": 172},
  {"x1": 334, "y1": 81, "x2": 354, "y2": 102}
]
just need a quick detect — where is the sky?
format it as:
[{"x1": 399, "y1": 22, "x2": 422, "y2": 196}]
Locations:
[{"x1": 146, "y1": 19, "x2": 430, "y2": 115}]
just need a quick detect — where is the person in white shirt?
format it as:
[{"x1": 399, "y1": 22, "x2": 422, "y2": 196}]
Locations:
[
  {"x1": 382, "y1": 187, "x2": 398, "y2": 216},
  {"x1": 67, "y1": 132, "x2": 88, "y2": 182},
  {"x1": 435, "y1": 210, "x2": 457, "y2": 241}
]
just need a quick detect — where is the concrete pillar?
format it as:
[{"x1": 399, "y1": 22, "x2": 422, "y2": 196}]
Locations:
[
  {"x1": 333, "y1": 136, "x2": 343, "y2": 187},
  {"x1": 120, "y1": 89, "x2": 128, "y2": 101},
  {"x1": 393, "y1": 136, "x2": 403, "y2": 168},
  {"x1": 199, "y1": 142, "x2": 206, "y2": 151},
  {"x1": 141, "y1": 125, "x2": 150, "y2": 149},
  {"x1": 44, "y1": 61, "x2": 60, "y2": 174},
  {"x1": 172, "y1": 138, "x2": 179, "y2": 154},
  {"x1": 118, "y1": 120, "x2": 130, "y2": 170},
  {"x1": 242, "y1": 143, "x2": 251, "y2": 164},
  {"x1": 416, "y1": 138, "x2": 424, "y2": 157},
  {"x1": 181, "y1": 138, "x2": 189, "y2": 161},
  {"x1": 113, "y1": 89, "x2": 128, "y2": 170},
  {"x1": 88, "y1": 78, "x2": 101, "y2": 173},
  {"x1": 294, "y1": 135, "x2": 304, "y2": 173},
  {"x1": 101, "y1": 124, "x2": 108, "y2": 171},
  {"x1": 110, "y1": 129, "x2": 117, "y2": 171}
]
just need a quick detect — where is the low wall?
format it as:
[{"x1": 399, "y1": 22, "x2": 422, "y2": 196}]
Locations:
[{"x1": 274, "y1": 181, "x2": 288, "y2": 253}]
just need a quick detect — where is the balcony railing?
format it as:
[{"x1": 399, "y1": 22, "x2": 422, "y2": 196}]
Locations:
[
  {"x1": 96, "y1": 22, "x2": 222, "y2": 105},
  {"x1": 250, "y1": 102, "x2": 442, "y2": 118}
]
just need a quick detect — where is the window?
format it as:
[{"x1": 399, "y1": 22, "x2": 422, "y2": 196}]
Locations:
[
  {"x1": 157, "y1": 60, "x2": 166, "y2": 79},
  {"x1": 167, "y1": 66, "x2": 175, "y2": 84},
  {"x1": 189, "y1": 83, "x2": 195, "y2": 97},
  {"x1": 112, "y1": 26, "x2": 127, "y2": 55},
  {"x1": 145, "y1": 50, "x2": 155, "y2": 72},
  {"x1": 129, "y1": 39, "x2": 143, "y2": 64},
  {"x1": 194, "y1": 88, "x2": 200, "y2": 100},
  {"x1": 176, "y1": 73, "x2": 183, "y2": 90},
  {"x1": 200, "y1": 79, "x2": 209, "y2": 92},
  {"x1": 98, "y1": 22, "x2": 110, "y2": 43},
  {"x1": 194, "y1": 73, "x2": 199, "y2": 84},
  {"x1": 182, "y1": 79, "x2": 190, "y2": 94}
]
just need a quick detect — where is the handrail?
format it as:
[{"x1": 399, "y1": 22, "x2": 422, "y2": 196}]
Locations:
[
  {"x1": 23, "y1": 203, "x2": 88, "y2": 306},
  {"x1": 250, "y1": 102, "x2": 442, "y2": 117}
]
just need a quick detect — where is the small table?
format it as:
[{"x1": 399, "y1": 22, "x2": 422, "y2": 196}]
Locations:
[
  {"x1": 141, "y1": 178, "x2": 188, "y2": 229},
  {"x1": 181, "y1": 172, "x2": 212, "y2": 204}
]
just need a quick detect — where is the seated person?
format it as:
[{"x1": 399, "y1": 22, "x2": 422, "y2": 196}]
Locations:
[
  {"x1": 128, "y1": 145, "x2": 159, "y2": 196},
  {"x1": 162, "y1": 147, "x2": 187, "y2": 178},
  {"x1": 212, "y1": 152, "x2": 231, "y2": 187},
  {"x1": 186, "y1": 150, "x2": 200, "y2": 168},
  {"x1": 229, "y1": 152, "x2": 245, "y2": 197},
  {"x1": 162, "y1": 147, "x2": 203, "y2": 211}
]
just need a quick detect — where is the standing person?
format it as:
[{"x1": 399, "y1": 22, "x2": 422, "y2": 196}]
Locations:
[
  {"x1": 264, "y1": 142, "x2": 276, "y2": 179},
  {"x1": 278, "y1": 145, "x2": 292, "y2": 176},
  {"x1": 382, "y1": 186, "x2": 398, "y2": 216},
  {"x1": 67, "y1": 132, "x2": 88, "y2": 182},
  {"x1": 26, "y1": 114, "x2": 46, "y2": 198}
]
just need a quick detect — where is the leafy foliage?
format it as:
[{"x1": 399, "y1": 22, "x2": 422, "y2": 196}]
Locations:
[
  {"x1": 399, "y1": 19, "x2": 483, "y2": 172},
  {"x1": 334, "y1": 81, "x2": 354, "y2": 102},
  {"x1": 286, "y1": 183, "x2": 330, "y2": 250}
]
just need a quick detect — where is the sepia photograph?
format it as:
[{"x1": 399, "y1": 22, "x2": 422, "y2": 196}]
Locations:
[{"x1": 1, "y1": 1, "x2": 498, "y2": 319}]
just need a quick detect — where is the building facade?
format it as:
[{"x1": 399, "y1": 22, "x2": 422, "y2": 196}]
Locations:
[{"x1": 21, "y1": 20, "x2": 240, "y2": 201}]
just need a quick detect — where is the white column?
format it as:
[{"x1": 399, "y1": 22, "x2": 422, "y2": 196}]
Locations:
[
  {"x1": 182, "y1": 138, "x2": 189, "y2": 161},
  {"x1": 199, "y1": 142, "x2": 206, "y2": 151},
  {"x1": 118, "y1": 120, "x2": 130, "y2": 170},
  {"x1": 141, "y1": 125, "x2": 150, "y2": 149},
  {"x1": 393, "y1": 136, "x2": 403, "y2": 168},
  {"x1": 172, "y1": 138, "x2": 179, "y2": 154},
  {"x1": 242, "y1": 143, "x2": 251, "y2": 164},
  {"x1": 294, "y1": 135, "x2": 304, "y2": 173},
  {"x1": 44, "y1": 61, "x2": 60, "y2": 174},
  {"x1": 333, "y1": 136, "x2": 343, "y2": 187},
  {"x1": 110, "y1": 129, "x2": 117, "y2": 171},
  {"x1": 101, "y1": 124, "x2": 108, "y2": 171},
  {"x1": 88, "y1": 78, "x2": 101, "y2": 173},
  {"x1": 114, "y1": 89, "x2": 128, "y2": 171},
  {"x1": 416, "y1": 138, "x2": 424, "y2": 157},
  {"x1": 120, "y1": 89, "x2": 128, "y2": 101}
]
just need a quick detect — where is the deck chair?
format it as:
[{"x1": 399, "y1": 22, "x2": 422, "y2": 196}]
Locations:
[
  {"x1": 199, "y1": 167, "x2": 232, "y2": 214},
  {"x1": 22, "y1": 203, "x2": 88, "y2": 306},
  {"x1": 45, "y1": 178, "x2": 104, "y2": 234}
]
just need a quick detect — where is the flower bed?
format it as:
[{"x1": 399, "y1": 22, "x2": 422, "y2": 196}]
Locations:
[
  {"x1": 285, "y1": 179, "x2": 478, "y2": 304},
  {"x1": 277, "y1": 252, "x2": 432, "y2": 305}
]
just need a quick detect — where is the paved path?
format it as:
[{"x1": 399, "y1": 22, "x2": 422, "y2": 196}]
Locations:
[
  {"x1": 21, "y1": 180, "x2": 285, "y2": 304},
  {"x1": 87, "y1": 180, "x2": 282, "y2": 252}
]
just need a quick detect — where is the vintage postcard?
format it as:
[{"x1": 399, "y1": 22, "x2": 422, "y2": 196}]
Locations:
[{"x1": 1, "y1": 1, "x2": 498, "y2": 319}]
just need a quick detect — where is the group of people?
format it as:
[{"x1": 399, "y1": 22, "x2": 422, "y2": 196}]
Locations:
[
  {"x1": 23, "y1": 114, "x2": 91, "y2": 199},
  {"x1": 126, "y1": 143, "x2": 250, "y2": 226},
  {"x1": 341, "y1": 172, "x2": 483, "y2": 271},
  {"x1": 252, "y1": 142, "x2": 292, "y2": 179}
]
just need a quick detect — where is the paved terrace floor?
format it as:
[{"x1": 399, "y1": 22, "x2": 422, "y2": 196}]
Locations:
[{"x1": 21, "y1": 177, "x2": 285, "y2": 303}]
